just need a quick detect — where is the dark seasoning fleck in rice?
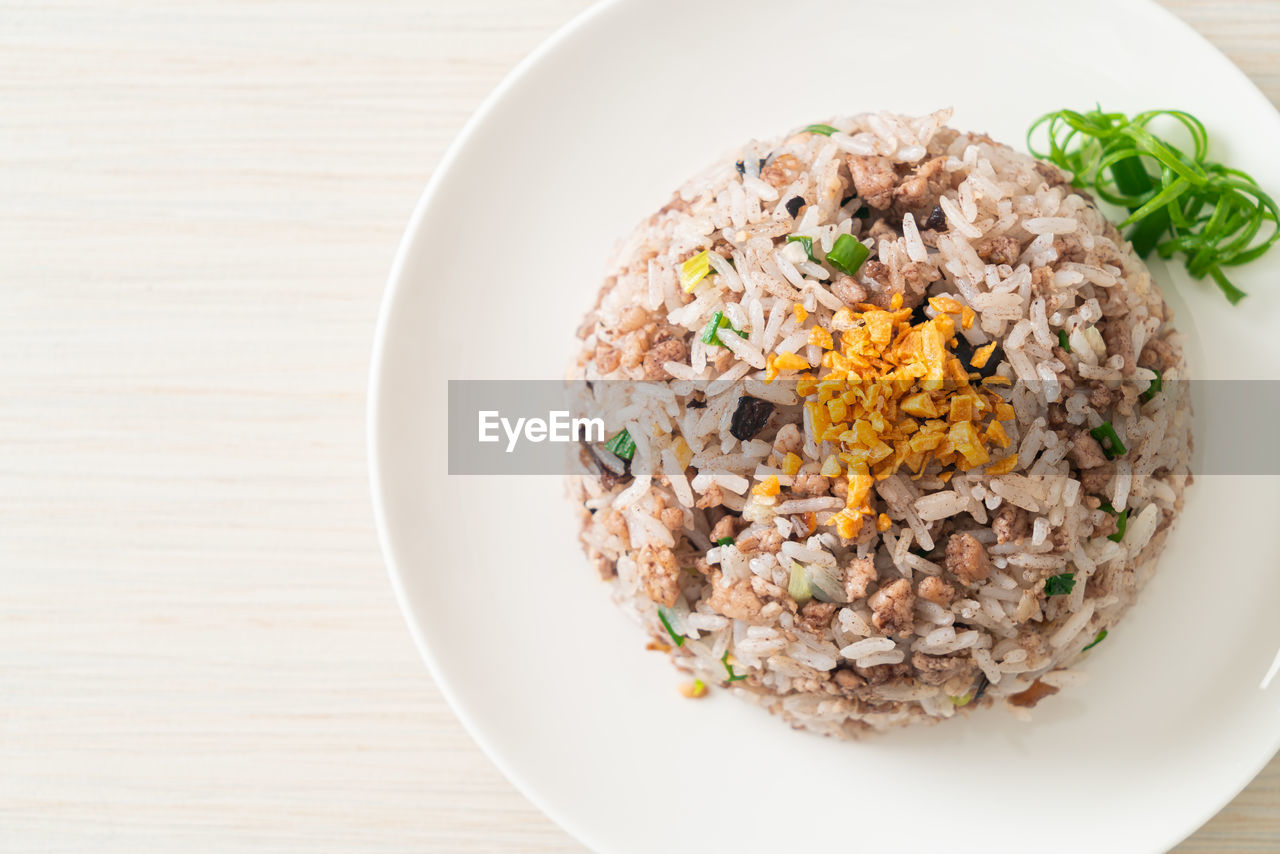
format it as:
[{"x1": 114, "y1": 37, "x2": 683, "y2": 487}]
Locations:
[
  {"x1": 729, "y1": 397, "x2": 774, "y2": 441},
  {"x1": 569, "y1": 109, "x2": 1191, "y2": 737}
]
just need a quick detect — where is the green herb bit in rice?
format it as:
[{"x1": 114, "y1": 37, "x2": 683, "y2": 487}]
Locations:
[
  {"x1": 1057, "y1": 329, "x2": 1071, "y2": 352},
  {"x1": 1045, "y1": 573, "x2": 1077, "y2": 596},
  {"x1": 698, "y1": 311, "x2": 748, "y2": 347},
  {"x1": 787, "y1": 560, "x2": 844, "y2": 605},
  {"x1": 1142, "y1": 368, "x2": 1163, "y2": 402},
  {"x1": 1089, "y1": 421, "x2": 1127, "y2": 459},
  {"x1": 1028, "y1": 107, "x2": 1279, "y2": 305},
  {"x1": 1099, "y1": 501, "x2": 1130, "y2": 543},
  {"x1": 679, "y1": 250, "x2": 715, "y2": 292},
  {"x1": 825, "y1": 233, "x2": 870, "y2": 275},
  {"x1": 949, "y1": 693, "x2": 974, "y2": 707},
  {"x1": 657, "y1": 607, "x2": 685, "y2": 648},
  {"x1": 713, "y1": 536, "x2": 735, "y2": 546},
  {"x1": 786, "y1": 234, "x2": 816, "y2": 262},
  {"x1": 802, "y1": 123, "x2": 838, "y2": 136},
  {"x1": 1110, "y1": 510, "x2": 1129, "y2": 543},
  {"x1": 787, "y1": 561, "x2": 813, "y2": 606},
  {"x1": 603, "y1": 428, "x2": 636, "y2": 461},
  {"x1": 721, "y1": 651, "x2": 748, "y2": 682},
  {"x1": 1082, "y1": 629, "x2": 1109, "y2": 651}
]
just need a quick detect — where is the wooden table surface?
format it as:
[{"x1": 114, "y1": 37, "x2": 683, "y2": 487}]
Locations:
[{"x1": 1, "y1": 0, "x2": 1277, "y2": 850}]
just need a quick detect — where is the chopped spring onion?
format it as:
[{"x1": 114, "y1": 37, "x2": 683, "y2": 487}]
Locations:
[
  {"x1": 657, "y1": 607, "x2": 685, "y2": 647},
  {"x1": 721, "y1": 650, "x2": 748, "y2": 682},
  {"x1": 679, "y1": 250, "x2": 715, "y2": 292},
  {"x1": 787, "y1": 234, "x2": 816, "y2": 262},
  {"x1": 785, "y1": 560, "x2": 844, "y2": 605},
  {"x1": 1141, "y1": 367, "x2": 1163, "y2": 402},
  {"x1": 826, "y1": 234, "x2": 870, "y2": 275},
  {"x1": 804, "y1": 123, "x2": 838, "y2": 136},
  {"x1": 698, "y1": 312, "x2": 725, "y2": 344},
  {"x1": 787, "y1": 561, "x2": 813, "y2": 605},
  {"x1": 1028, "y1": 108, "x2": 1279, "y2": 305},
  {"x1": 1089, "y1": 421, "x2": 1127, "y2": 459},
  {"x1": 1082, "y1": 628, "x2": 1108, "y2": 651},
  {"x1": 604, "y1": 428, "x2": 636, "y2": 460},
  {"x1": 1109, "y1": 508, "x2": 1129, "y2": 543},
  {"x1": 1099, "y1": 501, "x2": 1129, "y2": 543},
  {"x1": 714, "y1": 536, "x2": 735, "y2": 546},
  {"x1": 804, "y1": 561, "x2": 846, "y2": 604},
  {"x1": 949, "y1": 692, "x2": 973, "y2": 707},
  {"x1": 1057, "y1": 329, "x2": 1071, "y2": 352},
  {"x1": 1044, "y1": 573, "x2": 1076, "y2": 596},
  {"x1": 698, "y1": 310, "x2": 748, "y2": 347}
]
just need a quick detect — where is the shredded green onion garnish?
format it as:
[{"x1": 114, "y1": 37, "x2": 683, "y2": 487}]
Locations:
[
  {"x1": 698, "y1": 310, "x2": 748, "y2": 347},
  {"x1": 657, "y1": 608, "x2": 685, "y2": 647},
  {"x1": 604, "y1": 429, "x2": 636, "y2": 460},
  {"x1": 826, "y1": 234, "x2": 870, "y2": 275},
  {"x1": 1044, "y1": 573, "x2": 1076, "y2": 596},
  {"x1": 1089, "y1": 421, "x2": 1127, "y2": 459},
  {"x1": 1028, "y1": 108, "x2": 1279, "y2": 305},
  {"x1": 721, "y1": 650, "x2": 748, "y2": 682},
  {"x1": 714, "y1": 536, "x2": 735, "y2": 546},
  {"x1": 949, "y1": 692, "x2": 973, "y2": 707},
  {"x1": 804, "y1": 123, "x2": 838, "y2": 136},
  {"x1": 1057, "y1": 329, "x2": 1071, "y2": 352},
  {"x1": 1082, "y1": 628, "x2": 1108, "y2": 651},
  {"x1": 679, "y1": 250, "x2": 715, "y2": 292},
  {"x1": 1141, "y1": 367, "x2": 1163, "y2": 402},
  {"x1": 787, "y1": 234, "x2": 816, "y2": 262}
]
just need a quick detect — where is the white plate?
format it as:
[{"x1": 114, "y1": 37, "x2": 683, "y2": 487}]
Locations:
[{"x1": 369, "y1": 0, "x2": 1280, "y2": 850}]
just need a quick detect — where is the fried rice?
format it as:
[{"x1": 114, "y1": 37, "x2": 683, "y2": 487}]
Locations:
[{"x1": 568, "y1": 109, "x2": 1191, "y2": 736}]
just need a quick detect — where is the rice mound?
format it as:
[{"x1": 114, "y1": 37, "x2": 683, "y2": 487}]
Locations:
[{"x1": 569, "y1": 109, "x2": 1191, "y2": 736}]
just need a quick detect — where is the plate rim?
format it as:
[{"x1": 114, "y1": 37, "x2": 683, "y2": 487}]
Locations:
[{"x1": 367, "y1": 2, "x2": 630, "y2": 851}]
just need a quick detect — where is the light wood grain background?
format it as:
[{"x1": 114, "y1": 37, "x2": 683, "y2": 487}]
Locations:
[{"x1": 1, "y1": 1, "x2": 1276, "y2": 851}]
